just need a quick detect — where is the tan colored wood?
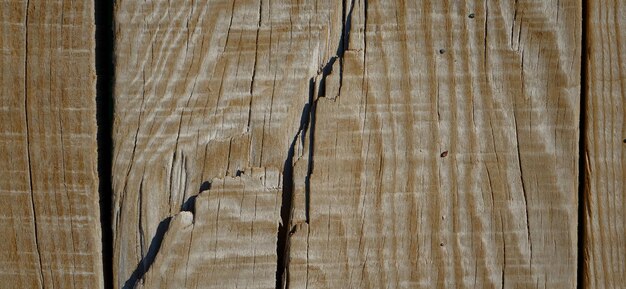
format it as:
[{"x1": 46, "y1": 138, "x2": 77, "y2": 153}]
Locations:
[
  {"x1": 287, "y1": 1, "x2": 581, "y2": 288},
  {"x1": 112, "y1": 1, "x2": 342, "y2": 288},
  {"x1": 113, "y1": 0, "x2": 581, "y2": 288},
  {"x1": 0, "y1": 1, "x2": 103, "y2": 288},
  {"x1": 584, "y1": 0, "x2": 626, "y2": 287},
  {"x1": 136, "y1": 168, "x2": 282, "y2": 289}
]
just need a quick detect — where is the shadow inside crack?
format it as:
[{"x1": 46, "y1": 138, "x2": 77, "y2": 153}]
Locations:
[
  {"x1": 121, "y1": 217, "x2": 172, "y2": 289},
  {"x1": 122, "y1": 180, "x2": 211, "y2": 289},
  {"x1": 276, "y1": 95, "x2": 313, "y2": 289}
]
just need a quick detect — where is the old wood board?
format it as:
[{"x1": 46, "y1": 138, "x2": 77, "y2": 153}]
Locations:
[
  {"x1": 287, "y1": 0, "x2": 581, "y2": 288},
  {"x1": 584, "y1": 0, "x2": 626, "y2": 287},
  {"x1": 0, "y1": 0, "x2": 103, "y2": 288},
  {"x1": 112, "y1": 0, "x2": 582, "y2": 288},
  {"x1": 112, "y1": 0, "x2": 342, "y2": 288}
]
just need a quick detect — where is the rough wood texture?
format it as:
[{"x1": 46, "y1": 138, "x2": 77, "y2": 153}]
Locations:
[
  {"x1": 584, "y1": 0, "x2": 626, "y2": 287},
  {"x1": 112, "y1": 1, "x2": 342, "y2": 288},
  {"x1": 136, "y1": 169, "x2": 282, "y2": 289},
  {"x1": 0, "y1": 1, "x2": 103, "y2": 289},
  {"x1": 113, "y1": 0, "x2": 581, "y2": 288},
  {"x1": 287, "y1": 1, "x2": 581, "y2": 288}
]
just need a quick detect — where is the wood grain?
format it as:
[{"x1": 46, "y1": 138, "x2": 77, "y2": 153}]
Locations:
[
  {"x1": 288, "y1": 0, "x2": 581, "y2": 288},
  {"x1": 0, "y1": 0, "x2": 103, "y2": 288},
  {"x1": 584, "y1": 0, "x2": 626, "y2": 287},
  {"x1": 136, "y1": 168, "x2": 282, "y2": 289},
  {"x1": 112, "y1": 0, "x2": 582, "y2": 288},
  {"x1": 112, "y1": 0, "x2": 342, "y2": 288}
]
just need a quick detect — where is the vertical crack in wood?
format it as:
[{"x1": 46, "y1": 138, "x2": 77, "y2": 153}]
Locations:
[
  {"x1": 304, "y1": 78, "x2": 316, "y2": 224},
  {"x1": 578, "y1": 1, "x2": 588, "y2": 288},
  {"x1": 483, "y1": 1, "x2": 489, "y2": 69},
  {"x1": 95, "y1": 0, "x2": 115, "y2": 286},
  {"x1": 336, "y1": 0, "x2": 356, "y2": 94},
  {"x1": 363, "y1": 0, "x2": 368, "y2": 56},
  {"x1": 275, "y1": 1, "x2": 358, "y2": 288},
  {"x1": 512, "y1": 114, "x2": 533, "y2": 265},
  {"x1": 248, "y1": 0, "x2": 263, "y2": 130},
  {"x1": 23, "y1": 0, "x2": 45, "y2": 286},
  {"x1": 276, "y1": 78, "x2": 315, "y2": 289}
]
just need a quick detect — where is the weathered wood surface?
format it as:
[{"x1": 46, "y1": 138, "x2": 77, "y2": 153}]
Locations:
[
  {"x1": 288, "y1": 0, "x2": 581, "y2": 288},
  {"x1": 0, "y1": 1, "x2": 103, "y2": 289},
  {"x1": 112, "y1": 0, "x2": 581, "y2": 288},
  {"x1": 584, "y1": 0, "x2": 626, "y2": 287},
  {"x1": 112, "y1": 1, "x2": 342, "y2": 288},
  {"x1": 137, "y1": 169, "x2": 282, "y2": 289}
]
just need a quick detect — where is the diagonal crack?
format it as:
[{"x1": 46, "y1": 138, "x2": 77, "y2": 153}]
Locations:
[
  {"x1": 121, "y1": 217, "x2": 172, "y2": 289},
  {"x1": 274, "y1": 1, "x2": 358, "y2": 288}
]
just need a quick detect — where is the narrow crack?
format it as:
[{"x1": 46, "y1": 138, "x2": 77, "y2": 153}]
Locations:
[
  {"x1": 274, "y1": 1, "x2": 357, "y2": 288},
  {"x1": 121, "y1": 217, "x2": 172, "y2": 289},
  {"x1": 95, "y1": 0, "x2": 114, "y2": 286},
  {"x1": 247, "y1": 0, "x2": 262, "y2": 129},
  {"x1": 23, "y1": 1, "x2": 45, "y2": 286},
  {"x1": 513, "y1": 123, "x2": 533, "y2": 262},
  {"x1": 275, "y1": 78, "x2": 314, "y2": 289},
  {"x1": 500, "y1": 214, "x2": 506, "y2": 289},
  {"x1": 577, "y1": 1, "x2": 588, "y2": 288},
  {"x1": 335, "y1": 0, "x2": 356, "y2": 95},
  {"x1": 483, "y1": 2, "x2": 489, "y2": 69},
  {"x1": 363, "y1": 0, "x2": 368, "y2": 55}
]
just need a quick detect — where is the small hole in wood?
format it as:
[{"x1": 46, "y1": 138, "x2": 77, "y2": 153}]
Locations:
[
  {"x1": 468, "y1": 13, "x2": 475, "y2": 19},
  {"x1": 440, "y1": 151, "x2": 449, "y2": 158},
  {"x1": 439, "y1": 49, "x2": 446, "y2": 54},
  {"x1": 623, "y1": 138, "x2": 626, "y2": 143}
]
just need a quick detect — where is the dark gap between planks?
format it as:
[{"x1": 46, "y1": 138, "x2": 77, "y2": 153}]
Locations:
[
  {"x1": 95, "y1": 0, "x2": 114, "y2": 287},
  {"x1": 577, "y1": 1, "x2": 588, "y2": 288}
]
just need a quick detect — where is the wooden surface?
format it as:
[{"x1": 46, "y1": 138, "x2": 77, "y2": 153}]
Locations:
[
  {"x1": 15, "y1": 0, "x2": 626, "y2": 288},
  {"x1": 112, "y1": 0, "x2": 582, "y2": 288},
  {"x1": 112, "y1": 1, "x2": 342, "y2": 288},
  {"x1": 137, "y1": 169, "x2": 282, "y2": 289},
  {"x1": 0, "y1": 1, "x2": 103, "y2": 289},
  {"x1": 289, "y1": 0, "x2": 581, "y2": 288},
  {"x1": 584, "y1": 0, "x2": 626, "y2": 287},
  {"x1": 11, "y1": 0, "x2": 626, "y2": 289}
]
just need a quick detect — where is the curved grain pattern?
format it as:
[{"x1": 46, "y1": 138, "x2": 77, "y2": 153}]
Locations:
[
  {"x1": 113, "y1": 0, "x2": 581, "y2": 288},
  {"x1": 112, "y1": 0, "x2": 343, "y2": 288}
]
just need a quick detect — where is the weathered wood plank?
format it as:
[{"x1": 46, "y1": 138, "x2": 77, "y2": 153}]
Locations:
[
  {"x1": 288, "y1": 0, "x2": 581, "y2": 288},
  {"x1": 0, "y1": 0, "x2": 103, "y2": 288},
  {"x1": 137, "y1": 169, "x2": 282, "y2": 289},
  {"x1": 584, "y1": 0, "x2": 626, "y2": 287},
  {"x1": 113, "y1": 0, "x2": 581, "y2": 288},
  {"x1": 112, "y1": 0, "x2": 342, "y2": 288}
]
